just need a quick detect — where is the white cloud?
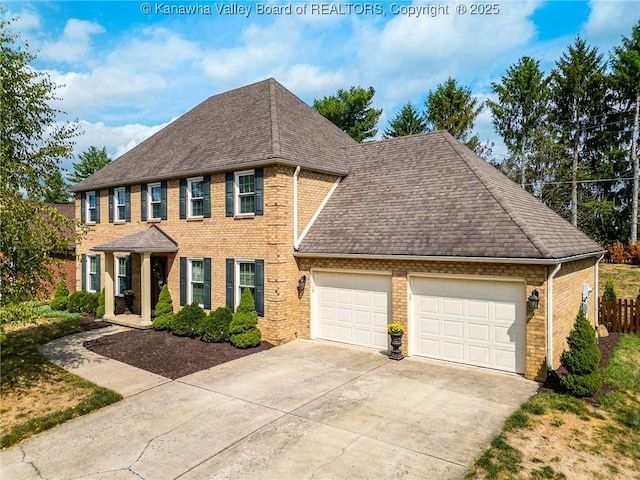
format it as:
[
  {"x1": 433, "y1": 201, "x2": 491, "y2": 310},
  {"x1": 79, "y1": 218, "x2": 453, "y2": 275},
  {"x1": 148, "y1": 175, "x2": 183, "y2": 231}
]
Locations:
[
  {"x1": 583, "y1": 1, "x2": 639, "y2": 47},
  {"x1": 40, "y1": 19, "x2": 104, "y2": 63},
  {"x1": 8, "y1": 10, "x2": 42, "y2": 31}
]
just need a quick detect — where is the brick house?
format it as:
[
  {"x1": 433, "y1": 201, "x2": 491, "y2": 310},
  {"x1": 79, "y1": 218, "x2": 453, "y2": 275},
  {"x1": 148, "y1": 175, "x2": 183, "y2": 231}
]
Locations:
[
  {"x1": 70, "y1": 79, "x2": 604, "y2": 381},
  {"x1": 45, "y1": 203, "x2": 76, "y2": 297}
]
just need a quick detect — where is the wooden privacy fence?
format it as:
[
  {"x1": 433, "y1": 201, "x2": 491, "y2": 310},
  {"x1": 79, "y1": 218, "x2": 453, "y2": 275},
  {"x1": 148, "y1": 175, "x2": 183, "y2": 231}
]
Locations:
[{"x1": 599, "y1": 298, "x2": 640, "y2": 334}]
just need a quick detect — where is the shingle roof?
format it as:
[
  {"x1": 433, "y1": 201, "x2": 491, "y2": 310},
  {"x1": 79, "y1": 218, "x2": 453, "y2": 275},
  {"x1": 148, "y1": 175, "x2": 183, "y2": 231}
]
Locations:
[
  {"x1": 91, "y1": 225, "x2": 178, "y2": 253},
  {"x1": 298, "y1": 131, "x2": 604, "y2": 261},
  {"x1": 71, "y1": 78, "x2": 355, "y2": 192}
]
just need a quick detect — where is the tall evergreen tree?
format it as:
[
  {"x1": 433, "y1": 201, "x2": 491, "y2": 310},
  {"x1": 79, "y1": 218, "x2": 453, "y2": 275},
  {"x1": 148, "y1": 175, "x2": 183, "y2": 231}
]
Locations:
[
  {"x1": 313, "y1": 86, "x2": 382, "y2": 142},
  {"x1": 0, "y1": 15, "x2": 78, "y2": 311},
  {"x1": 383, "y1": 102, "x2": 428, "y2": 139},
  {"x1": 549, "y1": 36, "x2": 608, "y2": 228},
  {"x1": 611, "y1": 21, "x2": 640, "y2": 244},
  {"x1": 42, "y1": 167, "x2": 71, "y2": 204},
  {"x1": 69, "y1": 146, "x2": 111, "y2": 184},
  {"x1": 424, "y1": 77, "x2": 483, "y2": 151},
  {"x1": 488, "y1": 56, "x2": 549, "y2": 189}
]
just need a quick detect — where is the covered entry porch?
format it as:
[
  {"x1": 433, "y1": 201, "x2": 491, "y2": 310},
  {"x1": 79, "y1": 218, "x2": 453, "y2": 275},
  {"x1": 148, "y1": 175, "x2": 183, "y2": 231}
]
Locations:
[{"x1": 92, "y1": 226, "x2": 178, "y2": 328}]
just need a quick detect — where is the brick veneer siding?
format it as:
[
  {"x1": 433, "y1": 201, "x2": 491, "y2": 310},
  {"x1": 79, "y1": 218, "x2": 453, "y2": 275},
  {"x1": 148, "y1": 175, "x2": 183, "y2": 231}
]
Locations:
[
  {"x1": 296, "y1": 170, "x2": 340, "y2": 234},
  {"x1": 45, "y1": 254, "x2": 76, "y2": 298},
  {"x1": 551, "y1": 257, "x2": 598, "y2": 369}
]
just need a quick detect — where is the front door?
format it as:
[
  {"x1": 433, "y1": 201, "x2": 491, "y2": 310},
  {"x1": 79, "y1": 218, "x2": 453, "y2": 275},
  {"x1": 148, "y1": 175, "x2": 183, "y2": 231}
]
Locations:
[{"x1": 151, "y1": 256, "x2": 167, "y2": 312}]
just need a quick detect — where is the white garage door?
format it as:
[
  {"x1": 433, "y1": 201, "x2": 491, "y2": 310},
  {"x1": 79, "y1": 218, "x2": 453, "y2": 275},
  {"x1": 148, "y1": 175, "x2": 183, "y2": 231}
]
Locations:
[
  {"x1": 313, "y1": 271, "x2": 391, "y2": 350},
  {"x1": 410, "y1": 276, "x2": 526, "y2": 374}
]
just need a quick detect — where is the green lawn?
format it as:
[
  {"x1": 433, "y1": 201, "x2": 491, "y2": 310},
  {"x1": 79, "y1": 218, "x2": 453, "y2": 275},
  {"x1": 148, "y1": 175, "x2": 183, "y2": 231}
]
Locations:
[
  {"x1": 599, "y1": 263, "x2": 640, "y2": 299},
  {"x1": 0, "y1": 312, "x2": 121, "y2": 449}
]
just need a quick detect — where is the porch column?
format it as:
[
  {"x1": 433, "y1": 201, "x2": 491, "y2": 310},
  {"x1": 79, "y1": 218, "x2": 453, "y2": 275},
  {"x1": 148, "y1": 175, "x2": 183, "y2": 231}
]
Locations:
[
  {"x1": 104, "y1": 252, "x2": 115, "y2": 319},
  {"x1": 140, "y1": 251, "x2": 152, "y2": 326}
]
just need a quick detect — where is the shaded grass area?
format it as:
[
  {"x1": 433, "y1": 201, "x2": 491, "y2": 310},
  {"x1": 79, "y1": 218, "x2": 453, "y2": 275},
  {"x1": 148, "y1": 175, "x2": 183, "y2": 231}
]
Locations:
[
  {"x1": 466, "y1": 334, "x2": 640, "y2": 479},
  {"x1": 0, "y1": 316, "x2": 122, "y2": 449},
  {"x1": 599, "y1": 263, "x2": 640, "y2": 299}
]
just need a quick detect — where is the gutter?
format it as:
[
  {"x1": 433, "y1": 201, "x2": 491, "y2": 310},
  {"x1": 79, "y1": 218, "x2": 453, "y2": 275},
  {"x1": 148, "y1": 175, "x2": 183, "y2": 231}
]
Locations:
[
  {"x1": 594, "y1": 254, "x2": 605, "y2": 326},
  {"x1": 293, "y1": 166, "x2": 301, "y2": 249},
  {"x1": 547, "y1": 262, "x2": 562, "y2": 373}
]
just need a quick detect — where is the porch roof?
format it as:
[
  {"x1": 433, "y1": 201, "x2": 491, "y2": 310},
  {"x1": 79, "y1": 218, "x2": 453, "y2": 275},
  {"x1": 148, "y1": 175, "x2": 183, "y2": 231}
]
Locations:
[{"x1": 91, "y1": 225, "x2": 178, "y2": 253}]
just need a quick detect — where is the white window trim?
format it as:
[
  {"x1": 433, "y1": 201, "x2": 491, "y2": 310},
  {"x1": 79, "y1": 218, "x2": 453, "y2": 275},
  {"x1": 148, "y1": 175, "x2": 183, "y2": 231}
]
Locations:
[
  {"x1": 147, "y1": 182, "x2": 162, "y2": 220},
  {"x1": 234, "y1": 169, "x2": 255, "y2": 216},
  {"x1": 86, "y1": 254, "x2": 98, "y2": 293},
  {"x1": 114, "y1": 187, "x2": 126, "y2": 222},
  {"x1": 234, "y1": 259, "x2": 256, "y2": 309},
  {"x1": 187, "y1": 176, "x2": 204, "y2": 218},
  {"x1": 86, "y1": 191, "x2": 96, "y2": 224},
  {"x1": 187, "y1": 258, "x2": 205, "y2": 307},
  {"x1": 114, "y1": 255, "x2": 128, "y2": 296}
]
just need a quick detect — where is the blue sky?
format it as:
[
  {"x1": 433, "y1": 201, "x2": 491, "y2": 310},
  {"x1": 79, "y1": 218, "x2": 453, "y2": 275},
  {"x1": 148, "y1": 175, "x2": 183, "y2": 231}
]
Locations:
[{"x1": 5, "y1": 1, "x2": 639, "y2": 173}]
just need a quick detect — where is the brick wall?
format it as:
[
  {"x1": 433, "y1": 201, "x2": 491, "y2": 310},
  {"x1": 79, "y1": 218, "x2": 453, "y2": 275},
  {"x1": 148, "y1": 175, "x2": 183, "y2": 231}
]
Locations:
[{"x1": 45, "y1": 254, "x2": 76, "y2": 298}]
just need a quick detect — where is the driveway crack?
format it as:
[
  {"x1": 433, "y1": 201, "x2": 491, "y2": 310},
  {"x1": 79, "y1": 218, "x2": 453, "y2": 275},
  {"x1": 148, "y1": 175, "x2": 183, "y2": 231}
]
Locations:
[
  {"x1": 310, "y1": 434, "x2": 360, "y2": 479},
  {"x1": 20, "y1": 445, "x2": 45, "y2": 480}
]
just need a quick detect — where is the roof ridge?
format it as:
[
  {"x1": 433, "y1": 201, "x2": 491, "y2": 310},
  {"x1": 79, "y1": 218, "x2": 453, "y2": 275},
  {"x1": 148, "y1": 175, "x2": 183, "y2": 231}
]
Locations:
[
  {"x1": 440, "y1": 132, "x2": 553, "y2": 258},
  {"x1": 149, "y1": 224, "x2": 178, "y2": 246},
  {"x1": 268, "y1": 78, "x2": 282, "y2": 156}
]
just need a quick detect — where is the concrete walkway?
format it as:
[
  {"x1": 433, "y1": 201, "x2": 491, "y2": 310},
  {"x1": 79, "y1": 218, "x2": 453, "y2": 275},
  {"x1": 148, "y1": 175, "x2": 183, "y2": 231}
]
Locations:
[{"x1": 1, "y1": 331, "x2": 538, "y2": 480}]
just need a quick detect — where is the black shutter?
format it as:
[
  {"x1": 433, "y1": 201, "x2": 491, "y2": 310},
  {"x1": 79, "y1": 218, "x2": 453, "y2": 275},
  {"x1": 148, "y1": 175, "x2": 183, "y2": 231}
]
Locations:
[
  {"x1": 81, "y1": 254, "x2": 86, "y2": 291},
  {"x1": 81, "y1": 194, "x2": 86, "y2": 224},
  {"x1": 95, "y1": 191, "x2": 101, "y2": 223},
  {"x1": 255, "y1": 168, "x2": 264, "y2": 216},
  {"x1": 108, "y1": 189, "x2": 114, "y2": 223},
  {"x1": 225, "y1": 173, "x2": 234, "y2": 217},
  {"x1": 180, "y1": 257, "x2": 187, "y2": 306},
  {"x1": 255, "y1": 259, "x2": 264, "y2": 317},
  {"x1": 203, "y1": 175, "x2": 211, "y2": 218},
  {"x1": 126, "y1": 255, "x2": 132, "y2": 289},
  {"x1": 125, "y1": 186, "x2": 131, "y2": 222},
  {"x1": 95, "y1": 254, "x2": 101, "y2": 291},
  {"x1": 226, "y1": 258, "x2": 234, "y2": 310},
  {"x1": 203, "y1": 257, "x2": 211, "y2": 309},
  {"x1": 141, "y1": 184, "x2": 147, "y2": 221},
  {"x1": 179, "y1": 179, "x2": 187, "y2": 219},
  {"x1": 161, "y1": 181, "x2": 167, "y2": 220}
]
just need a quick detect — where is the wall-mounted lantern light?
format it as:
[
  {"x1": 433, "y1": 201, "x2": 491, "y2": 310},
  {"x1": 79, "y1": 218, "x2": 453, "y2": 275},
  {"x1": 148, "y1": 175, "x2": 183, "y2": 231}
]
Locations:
[
  {"x1": 297, "y1": 275, "x2": 307, "y2": 292},
  {"x1": 528, "y1": 290, "x2": 539, "y2": 311}
]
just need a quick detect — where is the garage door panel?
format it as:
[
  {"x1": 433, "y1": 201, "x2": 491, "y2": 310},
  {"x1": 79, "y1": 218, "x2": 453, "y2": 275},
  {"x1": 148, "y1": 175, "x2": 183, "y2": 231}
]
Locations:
[
  {"x1": 314, "y1": 272, "x2": 391, "y2": 350},
  {"x1": 411, "y1": 277, "x2": 526, "y2": 374}
]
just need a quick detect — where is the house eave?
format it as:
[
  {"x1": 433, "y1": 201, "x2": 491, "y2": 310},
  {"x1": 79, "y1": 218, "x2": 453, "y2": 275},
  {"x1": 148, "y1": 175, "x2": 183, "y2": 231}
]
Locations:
[
  {"x1": 90, "y1": 246, "x2": 178, "y2": 253},
  {"x1": 292, "y1": 250, "x2": 606, "y2": 265}
]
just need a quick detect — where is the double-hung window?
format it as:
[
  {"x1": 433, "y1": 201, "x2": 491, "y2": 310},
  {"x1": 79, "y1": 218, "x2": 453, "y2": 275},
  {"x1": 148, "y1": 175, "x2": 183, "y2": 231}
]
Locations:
[
  {"x1": 148, "y1": 183, "x2": 162, "y2": 220},
  {"x1": 235, "y1": 170, "x2": 255, "y2": 215},
  {"x1": 114, "y1": 187, "x2": 126, "y2": 222},
  {"x1": 88, "y1": 255, "x2": 99, "y2": 292},
  {"x1": 188, "y1": 177, "x2": 204, "y2": 218},
  {"x1": 189, "y1": 259, "x2": 204, "y2": 306},
  {"x1": 115, "y1": 256, "x2": 129, "y2": 296},
  {"x1": 236, "y1": 260, "x2": 255, "y2": 306},
  {"x1": 87, "y1": 192, "x2": 97, "y2": 223}
]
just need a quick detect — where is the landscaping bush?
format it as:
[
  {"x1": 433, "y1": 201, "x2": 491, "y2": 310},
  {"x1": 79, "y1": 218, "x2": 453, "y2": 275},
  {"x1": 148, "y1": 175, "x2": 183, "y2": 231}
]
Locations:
[
  {"x1": 200, "y1": 306, "x2": 233, "y2": 343},
  {"x1": 229, "y1": 288, "x2": 261, "y2": 348},
  {"x1": 53, "y1": 279, "x2": 69, "y2": 299},
  {"x1": 96, "y1": 288, "x2": 105, "y2": 318},
  {"x1": 153, "y1": 313, "x2": 175, "y2": 331},
  {"x1": 608, "y1": 241, "x2": 626, "y2": 264},
  {"x1": 154, "y1": 285, "x2": 173, "y2": 317},
  {"x1": 560, "y1": 309, "x2": 602, "y2": 397},
  {"x1": 67, "y1": 291, "x2": 100, "y2": 316},
  {"x1": 603, "y1": 276, "x2": 617, "y2": 302},
  {"x1": 171, "y1": 302, "x2": 205, "y2": 337},
  {"x1": 49, "y1": 296, "x2": 68, "y2": 311}
]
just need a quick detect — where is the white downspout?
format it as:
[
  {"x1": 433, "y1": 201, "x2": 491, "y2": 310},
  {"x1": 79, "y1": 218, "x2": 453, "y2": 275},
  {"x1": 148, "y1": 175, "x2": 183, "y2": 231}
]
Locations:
[
  {"x1": 594, "y1": 254, "x2": 604, "y2": 326},
  {"x1": 547, "y1": 262, "x2": 562, "y2": 373},
  {"x1": 293, "y1": 166, "x2": 301, "y2": 249}
]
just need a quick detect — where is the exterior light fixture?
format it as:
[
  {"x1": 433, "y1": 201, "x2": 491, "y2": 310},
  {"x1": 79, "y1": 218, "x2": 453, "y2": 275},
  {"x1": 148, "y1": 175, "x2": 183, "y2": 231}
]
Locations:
[
  {"x1": 528, "y1": 290, "x2": 539, "y2": 311},
  {"x1": 297, "y1": 275, "x2": 307, "y2": 292}
]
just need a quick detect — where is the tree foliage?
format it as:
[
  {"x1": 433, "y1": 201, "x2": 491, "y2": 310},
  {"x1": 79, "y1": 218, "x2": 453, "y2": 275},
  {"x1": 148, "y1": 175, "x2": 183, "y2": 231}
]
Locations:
[
  {"x1": 0, "y1": 16, "x2": 78, "y2": 312},
  {"x1": 68, "y1": 146, "x2": 111, "y2": 184},
  {"x1": 383, "y1": 102, "x2": 427, "y2": 139},
  {"x1": 42, "y1": 167, "x2": 71, "y2": 204},
  {"x1": 424, "y1": 77, "x2": 483, "y2": 151},
  {"x1": 313, "y1": 86, "x2": 382, "y2": 142}
]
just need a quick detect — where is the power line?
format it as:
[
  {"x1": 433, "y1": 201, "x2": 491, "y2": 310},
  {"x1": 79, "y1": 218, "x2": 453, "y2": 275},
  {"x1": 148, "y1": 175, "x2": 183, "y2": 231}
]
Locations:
[{"x1": 524, "y1": 177, "x2": 636, "y2": 187}]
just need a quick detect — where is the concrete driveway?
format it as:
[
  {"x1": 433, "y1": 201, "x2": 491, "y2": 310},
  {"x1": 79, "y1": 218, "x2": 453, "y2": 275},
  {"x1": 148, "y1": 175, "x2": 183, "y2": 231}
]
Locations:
[{"x1": 1, "y1": 331, "x2": 537, "y2": 480}]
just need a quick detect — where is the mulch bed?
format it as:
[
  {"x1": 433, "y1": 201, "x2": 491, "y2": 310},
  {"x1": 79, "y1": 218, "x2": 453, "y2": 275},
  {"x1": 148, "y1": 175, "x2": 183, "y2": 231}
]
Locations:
[
  {"x1": 538, "y1": 332, "x2": 622, "y2": 405},
  {"x1": 83, "y1": 328, "x2": 273, "y2": 380}
]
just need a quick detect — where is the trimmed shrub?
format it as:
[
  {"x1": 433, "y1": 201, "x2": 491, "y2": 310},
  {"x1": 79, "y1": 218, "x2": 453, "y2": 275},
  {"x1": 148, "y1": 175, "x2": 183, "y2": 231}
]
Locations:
[
  {"x1": 229, "y1": 288, "x2": 261, "y2": 348},
  {"x1": 200, "y1": 306, "x2": 233, "y2": 343},
  {"x1": 602, "y1": 276, "x2": 617, "y2": 302},
  {"x1": 154, "y1": 285, "x2": 174, "y2": 317},
  {"x1": 153, "y1": 313, "x2": 175, "y2": 331},
  {"x1": 608, "y1": 241, "x2": 626, "y2": 264},
  {"x1": 96, "y1": 288, "x2": 106, "y2": 318},
  {"x1": 172, "y1": 302, "x2": 206, "y2": 337},
  {"x1": 67, "y1": 291, "x2": 100, "y2": 316},
  {"x1": 49, "y1": 296, "x2": 68, "y2": 311},
  {"x1": 53, "y1": 279, "x2": 69, "y2": 299},
  {"x1": 560, "y1": 309, "x2": 602, "y2": 397}
]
